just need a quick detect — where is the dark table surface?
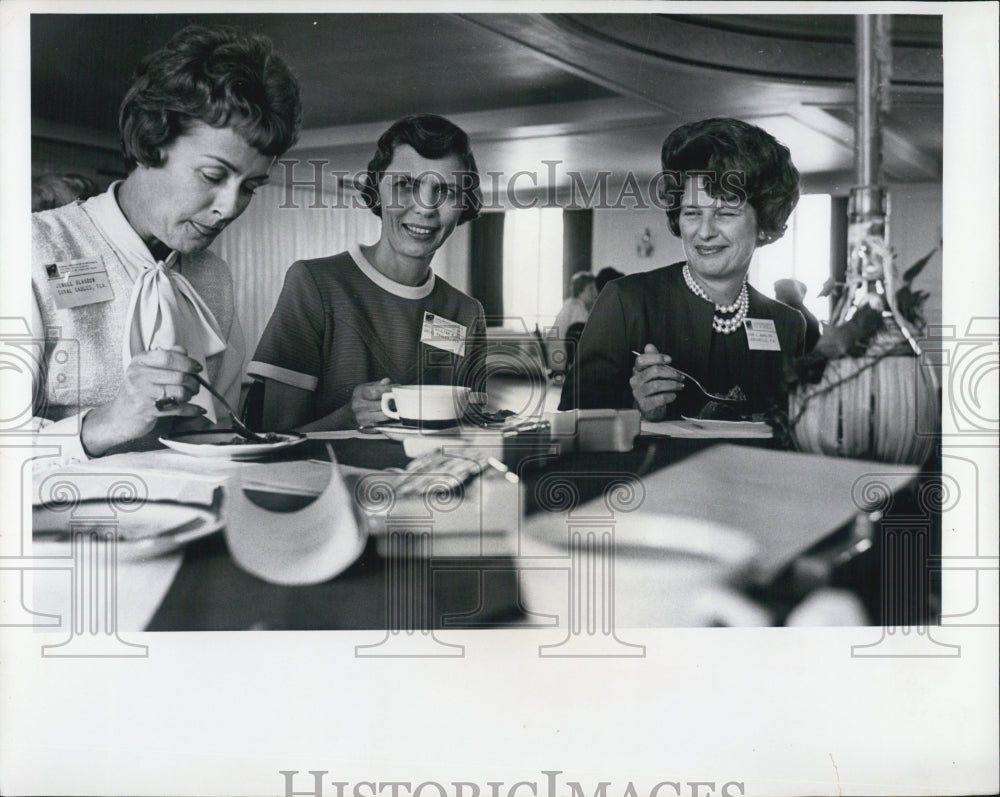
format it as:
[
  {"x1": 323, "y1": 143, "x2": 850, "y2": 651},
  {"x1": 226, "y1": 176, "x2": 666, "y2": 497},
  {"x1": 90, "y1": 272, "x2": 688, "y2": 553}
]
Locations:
[{"x1": 146, "y1": 434, "x2": 939, "y2": 631}]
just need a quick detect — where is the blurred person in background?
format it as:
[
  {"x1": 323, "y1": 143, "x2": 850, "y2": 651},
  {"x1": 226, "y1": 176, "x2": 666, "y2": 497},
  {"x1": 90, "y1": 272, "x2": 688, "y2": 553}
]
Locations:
[
  {"x1": 774, "y1": 277, "x2": 821, "y2": 352},
  {"x1": 554, "y1": 270, "x2": 598, "y2": 334},
  {"x1": 547, "y1": 270, "x2": 598, "y2": 373},
  {"x1": 595, "y1": 266, "x2": 624, "y2": 293},
  {"x1": 32, "y1": 172, "x2": 100, "y2": 212}
]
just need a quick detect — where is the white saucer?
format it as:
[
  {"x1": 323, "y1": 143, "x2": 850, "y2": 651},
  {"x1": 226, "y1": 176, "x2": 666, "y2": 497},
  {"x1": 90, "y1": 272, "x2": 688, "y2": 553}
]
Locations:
[
  {"x1": 680, "y1": 417, "x2": 773, "y2": 437},
  {"x1": 33, "y1": 499, "x2": 223, "y2": 558},
  {"x1": 159, "y1": 430, "x2": 306, "y2": 460},
  {"x1": 373, "y1": 423, "x2": 464, "y2": 442}
]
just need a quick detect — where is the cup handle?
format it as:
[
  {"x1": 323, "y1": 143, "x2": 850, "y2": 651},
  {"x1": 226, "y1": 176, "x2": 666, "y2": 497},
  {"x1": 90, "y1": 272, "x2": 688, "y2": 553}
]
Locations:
[{"x1": 380, "y1": 392, "x2": 399, "y2": 420}]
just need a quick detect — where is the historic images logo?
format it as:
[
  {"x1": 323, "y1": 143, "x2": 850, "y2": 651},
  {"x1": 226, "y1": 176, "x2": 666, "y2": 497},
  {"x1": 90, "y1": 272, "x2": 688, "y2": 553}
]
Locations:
[{"x1": 279, "y1": 771, "x2": 746, "y2": 797}]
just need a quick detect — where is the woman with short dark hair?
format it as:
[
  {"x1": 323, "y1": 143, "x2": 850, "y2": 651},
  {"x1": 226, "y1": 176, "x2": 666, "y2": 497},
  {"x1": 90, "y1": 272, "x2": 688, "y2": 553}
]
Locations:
[
  {"x1": 250, "y1": 114, "x2": 486, "y2": 431},
  {"x1": 561, "y1": 117, "x2": 806, "y2": 420},
  {"x1": 660, "y1": 117, "x2": 800, "y2": 244},
  {"x1": 31, "y1": 24, "x2": 302, "y2": 459},
  {"x1": 359, "y1": 115, "x2": 482, "y2": 226},
  {"x1": 118, "y1": 24, "x2": 301, "y2": 171}
]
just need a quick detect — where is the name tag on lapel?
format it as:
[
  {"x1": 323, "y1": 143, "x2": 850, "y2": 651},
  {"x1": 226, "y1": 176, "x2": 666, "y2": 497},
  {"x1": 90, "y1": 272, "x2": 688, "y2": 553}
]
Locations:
[
  {"x1": 743, "y1": 318, "x2": 781, "y2": 351},
  {"x1": 46, "y1": 258, "x2": 115, "y2": 309},
  {"x1": 420, "y1": 312, "x2": 467, "y2": 357}
]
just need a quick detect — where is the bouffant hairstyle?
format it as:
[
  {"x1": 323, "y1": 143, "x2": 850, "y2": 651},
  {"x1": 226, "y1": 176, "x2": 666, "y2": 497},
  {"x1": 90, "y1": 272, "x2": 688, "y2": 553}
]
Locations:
[
  {"x1": 660, "y1": 118, "x2": 800, "y2": 244},
  {"x1": 358, "y1": 114, "x2": 482, "y2": 225},
  {"x1": 119, "y1": 24, "x2": 302, "y2": 170}
]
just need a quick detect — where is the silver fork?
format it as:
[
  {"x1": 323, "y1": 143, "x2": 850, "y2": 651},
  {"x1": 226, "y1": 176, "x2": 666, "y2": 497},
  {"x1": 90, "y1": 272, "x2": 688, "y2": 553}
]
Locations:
[
  {"x1": 631, "y1": 351, "x2": 747, "y2": 405},
  {"x1": 156, "y1": 373, "x2": 269, "y2": 442},
  {"x1": 192, "y1": 373, "x2": 271, "y2": 442}
]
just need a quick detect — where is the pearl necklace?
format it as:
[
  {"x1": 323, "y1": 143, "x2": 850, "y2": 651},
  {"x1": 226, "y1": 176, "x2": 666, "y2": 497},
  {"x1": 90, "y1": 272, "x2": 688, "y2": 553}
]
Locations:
[{"x1": 682, "y1": 264, "x2": 749, "y2": 335}]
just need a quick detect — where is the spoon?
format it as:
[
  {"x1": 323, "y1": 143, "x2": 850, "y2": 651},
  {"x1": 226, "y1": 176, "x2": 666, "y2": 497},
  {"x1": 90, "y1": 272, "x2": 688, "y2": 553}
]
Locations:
[
  {"x1": 631, "y1": 351, "x2": 748, "y2": 405},
  {"x1": 156, "y1": 373, "x2": 270, "y2": 442}
]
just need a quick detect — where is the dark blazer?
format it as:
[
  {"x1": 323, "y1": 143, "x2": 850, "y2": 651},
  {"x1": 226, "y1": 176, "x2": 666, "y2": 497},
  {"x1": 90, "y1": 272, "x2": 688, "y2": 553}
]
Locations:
[{"x1": 558, "y1": 262, "x2": 806, "y2": 417}]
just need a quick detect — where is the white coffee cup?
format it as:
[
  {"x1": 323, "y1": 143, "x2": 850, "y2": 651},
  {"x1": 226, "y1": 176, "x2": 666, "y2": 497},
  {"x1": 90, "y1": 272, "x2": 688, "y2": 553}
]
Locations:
[{"x1": 380, "y1": 385, "x2": 471, "y2": 428}]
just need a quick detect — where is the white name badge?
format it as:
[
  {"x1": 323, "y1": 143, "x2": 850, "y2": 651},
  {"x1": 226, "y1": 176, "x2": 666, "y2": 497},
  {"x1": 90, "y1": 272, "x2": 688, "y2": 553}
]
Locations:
[
  {"x1": 743, "y1": 318, "x2": 781, "y2": 351},
  {"x1": 420, "y1": 312, "x2": 468, "y2": 357},
  {"x1": 46, "y1": 258, "x2": 114, "y2": 309}
]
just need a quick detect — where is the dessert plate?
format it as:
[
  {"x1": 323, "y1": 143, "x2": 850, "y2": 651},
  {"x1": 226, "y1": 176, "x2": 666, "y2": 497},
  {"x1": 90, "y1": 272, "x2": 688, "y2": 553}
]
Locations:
[
  {"x1": 159, "y1": 430, "x2": 306, "y2": 460},
  {"x1": 33, "y1": 498, "x2": 223, "y2": 558}
]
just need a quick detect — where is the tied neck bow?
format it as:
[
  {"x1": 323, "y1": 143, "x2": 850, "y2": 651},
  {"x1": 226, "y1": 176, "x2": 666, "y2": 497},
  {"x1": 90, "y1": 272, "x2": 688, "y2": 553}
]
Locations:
[{"x1": 123, "y1": 257, "x2": 227, "y2": 423}]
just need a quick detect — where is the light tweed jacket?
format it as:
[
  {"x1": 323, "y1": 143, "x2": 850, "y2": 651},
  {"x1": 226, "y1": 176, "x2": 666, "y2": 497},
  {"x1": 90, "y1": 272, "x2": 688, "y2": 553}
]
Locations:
[{"x1": 31, "y1": 197, "x2": 245, "y2": 456}]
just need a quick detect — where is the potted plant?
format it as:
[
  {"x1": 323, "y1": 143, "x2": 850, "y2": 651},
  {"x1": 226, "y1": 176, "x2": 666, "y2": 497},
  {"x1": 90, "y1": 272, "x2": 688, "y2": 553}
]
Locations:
[{"x1": 776, "y1": 244, "x2": 939, "y2": 465}]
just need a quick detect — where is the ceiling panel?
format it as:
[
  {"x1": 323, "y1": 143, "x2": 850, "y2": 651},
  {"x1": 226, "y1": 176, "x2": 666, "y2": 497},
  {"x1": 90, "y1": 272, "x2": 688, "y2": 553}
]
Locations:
[
  {"x1": 30, "y1": 13, "x2": 617, "y2": 135},
  {"x1": 677, "y1": 14, "x2": 942, "y2": 47},
  {"x1": 29, "y1": 12, "x2": 943, "y2": 187},
  {"x1": 292, "y1": 113, "x2": 856, "y2": 208}
]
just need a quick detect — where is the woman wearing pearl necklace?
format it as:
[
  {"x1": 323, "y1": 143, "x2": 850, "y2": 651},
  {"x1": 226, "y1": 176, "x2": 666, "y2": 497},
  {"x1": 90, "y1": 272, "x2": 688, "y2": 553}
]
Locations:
[{"x1": 559, "y1": 118, "x2": 806, "y2": 420}]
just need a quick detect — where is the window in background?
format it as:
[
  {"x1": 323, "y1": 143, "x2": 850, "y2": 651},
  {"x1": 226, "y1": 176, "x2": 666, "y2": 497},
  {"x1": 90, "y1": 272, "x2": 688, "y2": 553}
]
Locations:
[
  {"x1": 749, "y1": 194, "x2": 832, "y2": 323},
  {"x1": 502, "y1": 207, "x2": 564, "y2": 331}
]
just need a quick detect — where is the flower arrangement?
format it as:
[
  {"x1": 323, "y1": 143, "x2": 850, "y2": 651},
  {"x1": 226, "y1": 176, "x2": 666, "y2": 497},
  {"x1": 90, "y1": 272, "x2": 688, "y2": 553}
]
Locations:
[{"x1": 771, "y1": 246, "x2": 939, "y2": 463}]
